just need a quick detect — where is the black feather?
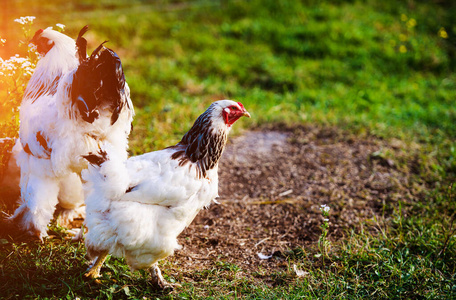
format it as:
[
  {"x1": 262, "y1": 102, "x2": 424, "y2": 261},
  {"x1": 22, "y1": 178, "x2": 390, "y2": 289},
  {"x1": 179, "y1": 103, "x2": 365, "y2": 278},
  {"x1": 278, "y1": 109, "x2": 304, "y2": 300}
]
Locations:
[
  {"x1": 71, "y1": 36, "x2": 129, "y2": 125},
  {"x1": 20, "y1": 132, "x2": 52, "y2": 158},
  {"x1": 125, "y1": 185, "x2": 137, "y2": 193},
  {"x1": 36, "y1": 131, "x2": 52, "y2": 156},
  {"x1": 90, "y1": 41, "x2": 108, "y2": 60},
  {"x1": 83, "y1": 150, "x2": 108, "y2": 167},
  {"x1": 23, "y1": 143, "x2": 32, "y2": 155},
  {"x1": 28, "y1": 75, "x2": 61, "y2": 103},
  {"x1": 76, "y1": 25, "x2": 89, "y2": 64}
]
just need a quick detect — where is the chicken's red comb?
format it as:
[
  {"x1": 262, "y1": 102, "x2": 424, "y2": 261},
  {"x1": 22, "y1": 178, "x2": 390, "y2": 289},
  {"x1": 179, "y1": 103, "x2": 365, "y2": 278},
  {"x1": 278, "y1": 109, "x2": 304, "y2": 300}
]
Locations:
[{"x1": 237, "y1": 102, "x2": 245, "y2": 110}]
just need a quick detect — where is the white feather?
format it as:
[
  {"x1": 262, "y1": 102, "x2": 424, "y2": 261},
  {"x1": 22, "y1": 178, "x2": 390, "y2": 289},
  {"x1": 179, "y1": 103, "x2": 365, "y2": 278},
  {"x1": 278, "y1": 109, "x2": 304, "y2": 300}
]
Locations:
[
  {"x1": 11, "y1": 28, "x2": 134, "y2": 239},
  {"x1": 83, "y1": 147, "x2": 219, "y2": 269}
]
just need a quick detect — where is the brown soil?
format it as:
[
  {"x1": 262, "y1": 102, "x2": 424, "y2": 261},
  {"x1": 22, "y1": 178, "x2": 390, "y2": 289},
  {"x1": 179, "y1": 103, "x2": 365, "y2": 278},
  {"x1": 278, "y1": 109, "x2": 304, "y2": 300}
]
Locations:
[{"x1": 169, "y1": 125, "x2": 418, "y2": 275}]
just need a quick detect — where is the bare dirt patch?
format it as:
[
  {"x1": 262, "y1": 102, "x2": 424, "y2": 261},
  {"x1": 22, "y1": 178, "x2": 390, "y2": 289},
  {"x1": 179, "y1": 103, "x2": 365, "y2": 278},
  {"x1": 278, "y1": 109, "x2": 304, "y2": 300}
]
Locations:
[{"x1": 170, "y1": 125, "x2": 418, "y2": 276}]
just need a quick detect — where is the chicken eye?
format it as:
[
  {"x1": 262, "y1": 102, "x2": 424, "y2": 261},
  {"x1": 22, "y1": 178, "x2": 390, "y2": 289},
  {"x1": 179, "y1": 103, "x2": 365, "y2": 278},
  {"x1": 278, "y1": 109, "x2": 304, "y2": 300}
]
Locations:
[{"x1": 230, "y1": 106, "x2": 238, "y2": 111}]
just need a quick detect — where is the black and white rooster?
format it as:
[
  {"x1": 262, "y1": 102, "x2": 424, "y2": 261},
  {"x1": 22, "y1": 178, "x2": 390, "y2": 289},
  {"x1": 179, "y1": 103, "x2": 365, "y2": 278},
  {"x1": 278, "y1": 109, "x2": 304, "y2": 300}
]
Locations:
[
  {"x1": 9, "y1": 26, "x2": 134, "y2": 240},
  {"x1": 82, "y1": 100, "x2": 250, "y2": 289}
]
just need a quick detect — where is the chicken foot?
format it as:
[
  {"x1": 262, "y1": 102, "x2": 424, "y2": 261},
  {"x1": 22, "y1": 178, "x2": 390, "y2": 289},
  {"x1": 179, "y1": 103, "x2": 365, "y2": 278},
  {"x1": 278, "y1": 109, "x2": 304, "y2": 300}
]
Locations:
[
  {"x1": 85, "y1": 251, "x2": 109, "y2": 280},
  {"x1": 150, "y1": 263, "x2": 181, "y2": 290}
]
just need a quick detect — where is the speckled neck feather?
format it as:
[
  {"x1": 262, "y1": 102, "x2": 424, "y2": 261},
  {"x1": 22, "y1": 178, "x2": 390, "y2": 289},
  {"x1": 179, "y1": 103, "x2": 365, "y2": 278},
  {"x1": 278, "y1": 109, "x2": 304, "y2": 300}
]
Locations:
[{"x1": 170, "y1": 106, "x2": 228, "y2": 179}]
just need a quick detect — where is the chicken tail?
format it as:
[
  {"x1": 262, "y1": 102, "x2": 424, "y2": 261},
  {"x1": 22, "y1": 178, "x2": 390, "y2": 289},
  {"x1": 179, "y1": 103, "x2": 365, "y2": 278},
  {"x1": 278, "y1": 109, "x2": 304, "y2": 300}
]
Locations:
[{"x1": 71, "y1": 34, "x2": 131, "y2": 125}]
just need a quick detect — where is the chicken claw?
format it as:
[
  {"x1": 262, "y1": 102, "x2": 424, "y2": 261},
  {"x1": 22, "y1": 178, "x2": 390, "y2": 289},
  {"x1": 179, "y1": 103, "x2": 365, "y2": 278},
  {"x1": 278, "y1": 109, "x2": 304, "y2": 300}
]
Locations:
[
  {"x1": 85, "y1": 251, "x2": 109, "y2": 282},
  {"x1": 150, "y1": 264, "x2": 181, "y2": 290}
]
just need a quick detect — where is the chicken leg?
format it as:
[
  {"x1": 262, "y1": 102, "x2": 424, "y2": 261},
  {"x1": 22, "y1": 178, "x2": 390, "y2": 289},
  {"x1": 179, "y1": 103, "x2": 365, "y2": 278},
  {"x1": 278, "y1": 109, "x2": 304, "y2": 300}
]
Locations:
[
  {"x1": 85, "y1": 251, "x2": 109, "y2": 279},
  {"x1": 150, "y1": 263, "x2": 178, "y2": 290}
]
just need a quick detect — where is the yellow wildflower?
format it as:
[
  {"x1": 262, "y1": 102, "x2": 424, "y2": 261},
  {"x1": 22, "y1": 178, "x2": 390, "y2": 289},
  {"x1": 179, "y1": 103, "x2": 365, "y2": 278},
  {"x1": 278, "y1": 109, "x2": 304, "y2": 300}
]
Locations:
[
  {"x1": 401, "y1": 14, "x2": 408, "y2": 22},
  {"x1": 407, "y1": 18, "x2": 417, "y2": 28},
  {"x1": 439, "y1": 27, "x2": 448, "y2": 39},
  {"x1": 399, "y1": 45, "x2": 407, "y2": 53}
]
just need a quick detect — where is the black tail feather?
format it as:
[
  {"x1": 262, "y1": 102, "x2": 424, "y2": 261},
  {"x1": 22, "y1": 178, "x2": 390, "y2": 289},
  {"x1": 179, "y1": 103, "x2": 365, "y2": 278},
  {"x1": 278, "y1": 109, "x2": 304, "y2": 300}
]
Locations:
[
  {"x1": 77, "y1": 25, "x2": 89, "y2": 40},
  {"x1": 76, "y1": 25, "x2": 89, "y2": 64},
  {"x1": 83, "y1": 150, "x2": 108, "y2": 167},
  {"x1": 71, "y1": 38, "x2": 128, "y2": 124},
  {"x1": 90, "y1": 41, "x2": 108, "y2": 60}
]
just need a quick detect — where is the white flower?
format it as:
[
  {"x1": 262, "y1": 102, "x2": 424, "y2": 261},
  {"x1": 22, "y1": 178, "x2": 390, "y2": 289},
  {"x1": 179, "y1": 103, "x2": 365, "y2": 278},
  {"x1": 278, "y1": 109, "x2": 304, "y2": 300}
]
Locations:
[
  {"x1": 320, "y1": 204, "x2": 330, "y2": 213},
  {"x1": 29, "y1": 43, "x2": 37, "y2": 52},
  {"x1": 56, "y1": 23, "x2": 65, "y2": 30},
  {"x1": 323, "y1": 218, "x2": 329, "y2": 222},
  {"x1": 14, "y1": 16, "x2": 35, "y2": 25}
]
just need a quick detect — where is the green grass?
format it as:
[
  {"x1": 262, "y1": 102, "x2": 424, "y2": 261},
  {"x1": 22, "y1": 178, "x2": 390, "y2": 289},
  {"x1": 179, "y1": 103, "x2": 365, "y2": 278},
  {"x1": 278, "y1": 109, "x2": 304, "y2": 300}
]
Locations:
[{"x1": 1, "y1": 0, "x2": 456, "y2": 298}]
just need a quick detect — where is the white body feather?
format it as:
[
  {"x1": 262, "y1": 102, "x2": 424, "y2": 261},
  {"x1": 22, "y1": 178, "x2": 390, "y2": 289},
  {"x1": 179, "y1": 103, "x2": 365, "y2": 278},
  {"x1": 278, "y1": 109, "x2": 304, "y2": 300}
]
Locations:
[
  {"x1": 11, "y1": 28, "x2": 134, "y2": 238},
  {"x1": 83, "y1": 146, "x2": 218, "y2": 270}
]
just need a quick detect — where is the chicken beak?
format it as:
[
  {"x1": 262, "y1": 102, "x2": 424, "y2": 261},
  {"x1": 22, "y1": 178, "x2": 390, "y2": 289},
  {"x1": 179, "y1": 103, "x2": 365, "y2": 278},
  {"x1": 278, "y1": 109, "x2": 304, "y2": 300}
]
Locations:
[{"x1": 242, "y1": 111, "x2": 251, "y2": 118}]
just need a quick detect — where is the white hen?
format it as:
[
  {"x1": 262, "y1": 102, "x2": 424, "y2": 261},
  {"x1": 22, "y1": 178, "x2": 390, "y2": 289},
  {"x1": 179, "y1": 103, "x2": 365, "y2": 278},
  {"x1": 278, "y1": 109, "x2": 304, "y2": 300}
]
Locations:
[
  {"x1": 82, "y1": 100, "x2": 250, "y2": 288},
  {"x1": 10, "y1": 26, "x2": 134, "y2": 240}
]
